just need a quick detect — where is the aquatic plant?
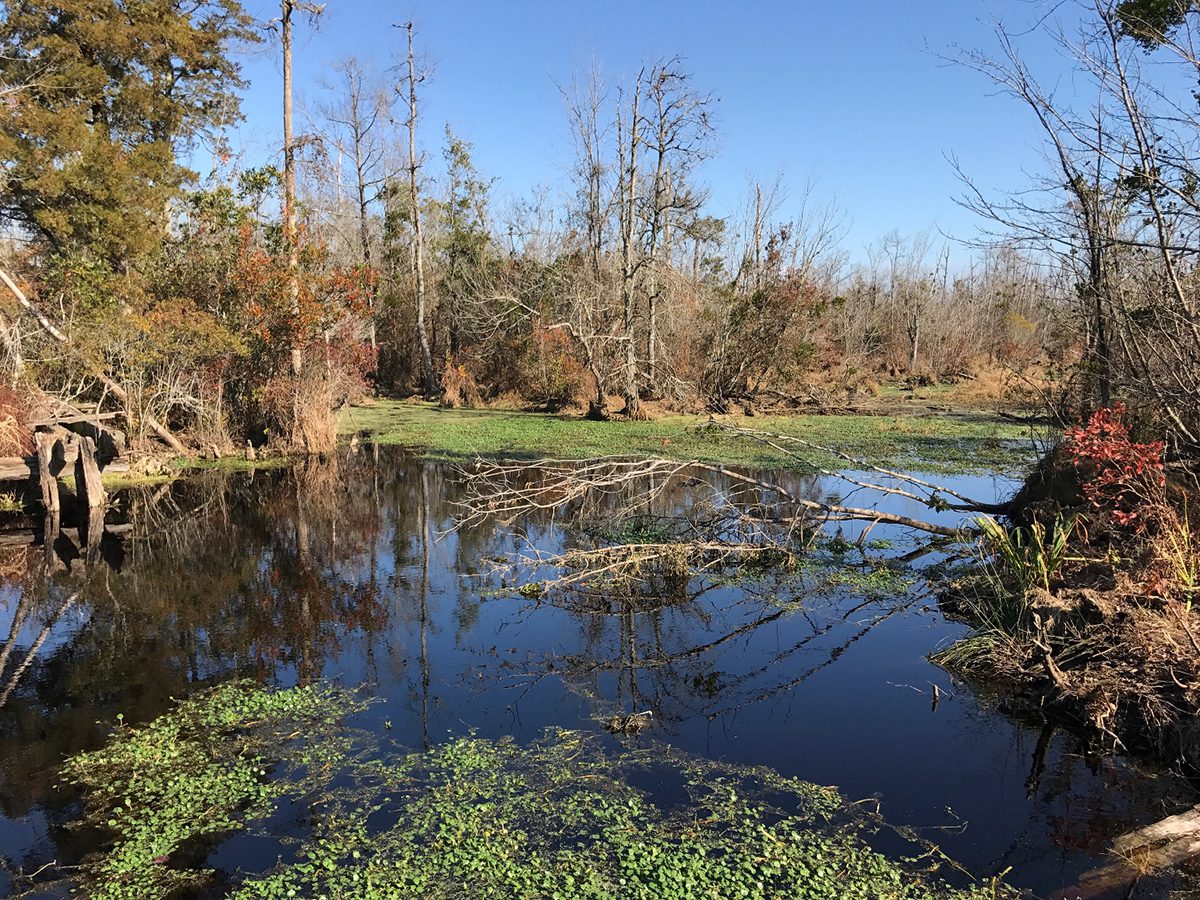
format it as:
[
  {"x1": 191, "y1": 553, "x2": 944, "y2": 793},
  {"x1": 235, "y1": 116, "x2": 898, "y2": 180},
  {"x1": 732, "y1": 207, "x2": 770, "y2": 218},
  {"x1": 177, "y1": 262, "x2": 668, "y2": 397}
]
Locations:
[
  {"x1": 976, "y1": 512, "x2": 1077, "y2": 598},
  {"x1": 235, "y1": 731, "x2": 1012, "y2": 900},
  {"x1": 57, "y1": 680, "x2": 360, "y2": 899},
  {"x1": 48, "y1": 682, "x2": 1017, "y2": 900}
]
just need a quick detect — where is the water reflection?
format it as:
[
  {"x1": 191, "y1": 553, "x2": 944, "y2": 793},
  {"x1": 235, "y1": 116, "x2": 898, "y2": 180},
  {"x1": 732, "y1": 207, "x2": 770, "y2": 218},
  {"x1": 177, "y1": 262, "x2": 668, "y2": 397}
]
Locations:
[{"x1": 0, "y1": 447, "x2": 1193, "y2": 897}]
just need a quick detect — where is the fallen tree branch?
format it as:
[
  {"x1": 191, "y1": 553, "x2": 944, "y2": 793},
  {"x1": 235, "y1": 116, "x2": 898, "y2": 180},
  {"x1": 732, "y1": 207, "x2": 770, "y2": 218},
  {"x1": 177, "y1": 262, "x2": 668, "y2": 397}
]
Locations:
[
  {"x1": 0, "y1": 269, "x2": 185, "y2": 453},
  {"x1": 459, "y1": 454, "x2": 980, "y2": 539}
]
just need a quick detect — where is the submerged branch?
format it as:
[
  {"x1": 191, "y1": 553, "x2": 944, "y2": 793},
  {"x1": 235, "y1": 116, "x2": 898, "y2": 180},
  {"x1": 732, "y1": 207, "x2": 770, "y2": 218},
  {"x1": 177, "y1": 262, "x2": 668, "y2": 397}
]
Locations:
[{"x1": 458, "y1": 453, "x2": 986, "y2": 539}]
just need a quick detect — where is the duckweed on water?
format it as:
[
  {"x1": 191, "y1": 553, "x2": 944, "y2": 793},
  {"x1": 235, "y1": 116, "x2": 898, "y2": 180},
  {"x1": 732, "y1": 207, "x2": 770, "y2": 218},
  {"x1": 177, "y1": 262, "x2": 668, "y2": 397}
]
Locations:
[{"x1": 55, "y1": 683, "x2": 1018, "y2": 899}]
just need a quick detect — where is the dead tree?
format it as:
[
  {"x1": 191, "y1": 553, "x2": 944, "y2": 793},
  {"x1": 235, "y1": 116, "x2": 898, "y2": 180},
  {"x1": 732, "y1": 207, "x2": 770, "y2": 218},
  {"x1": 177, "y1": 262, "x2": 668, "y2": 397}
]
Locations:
[
  {"x1": 402, "y1": 21, "x2": 437, "y2": 397},
  {"x1": 562, "y1": 65, "x2": 611, "y2": 283},
  {"x1": 455, "y1": 424, "x2": 1008, "y2": 589},
  {"x1": 320, "y1": 57, "x2": 393, "y2": 351},
  {"x1": 616, "y1": 73, "x2": 644, "y2": 418},
  {"x1": 641, "y1": 59, "x2": 714, "y2": 396},
  {"x1": 954, "y1": 4, "x2": 1200, "y2": 450}
]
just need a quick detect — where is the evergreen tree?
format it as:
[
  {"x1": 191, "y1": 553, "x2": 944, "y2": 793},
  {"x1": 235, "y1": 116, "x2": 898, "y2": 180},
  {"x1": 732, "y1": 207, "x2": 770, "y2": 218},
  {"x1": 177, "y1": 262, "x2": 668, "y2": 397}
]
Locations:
[{"x1": 0, "y1": 0, "x2": 257, "y2": 266}]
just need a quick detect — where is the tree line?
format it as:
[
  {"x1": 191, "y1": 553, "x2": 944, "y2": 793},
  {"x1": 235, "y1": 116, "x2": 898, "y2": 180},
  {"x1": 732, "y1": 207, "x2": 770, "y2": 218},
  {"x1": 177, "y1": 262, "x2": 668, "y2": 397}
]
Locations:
[{"x1": 0, "y1": 0, "x2": 1195, "y2": 456}]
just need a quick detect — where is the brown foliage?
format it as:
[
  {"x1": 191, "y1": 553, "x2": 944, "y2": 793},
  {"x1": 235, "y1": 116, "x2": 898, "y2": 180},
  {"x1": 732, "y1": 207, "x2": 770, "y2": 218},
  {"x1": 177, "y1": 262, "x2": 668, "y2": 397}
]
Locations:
[
  {"x1": 0, "y1": 386, "x2": 34, "y2": 457},
  {"x1": 439, "y1": 359, "x2": 482, "y2": 409}
]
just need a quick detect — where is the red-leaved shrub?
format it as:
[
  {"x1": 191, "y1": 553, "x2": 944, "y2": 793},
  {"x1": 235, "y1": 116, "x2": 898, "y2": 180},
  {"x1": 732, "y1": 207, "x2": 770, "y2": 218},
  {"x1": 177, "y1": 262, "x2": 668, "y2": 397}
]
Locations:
[{"x1": 1064, "y1": 403, "x2": 1165, "y2": 531}]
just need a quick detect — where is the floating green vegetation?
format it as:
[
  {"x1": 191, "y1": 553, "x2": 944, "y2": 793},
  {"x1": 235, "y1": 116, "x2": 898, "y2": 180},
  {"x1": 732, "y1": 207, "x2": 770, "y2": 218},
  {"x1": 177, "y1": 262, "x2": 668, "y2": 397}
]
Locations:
[
  {"x1": 58, "y1": 680, "x2": 360, "y2": 900},
  {"x1": 340, "y1": 400, "x2": 1037, "y2": 475},
  {"x1": 236, "y1": 732, "x2": 1011, "y2": 900},
  {"x1": 820, "y1": 563, "x2": 918, "y2": 596},
  {"x1": 53, "y1": 683, "x2": 1017, "y2": 900},
  {"x1": 588, "y1": 516, "x2": 679, "y2": 545}
]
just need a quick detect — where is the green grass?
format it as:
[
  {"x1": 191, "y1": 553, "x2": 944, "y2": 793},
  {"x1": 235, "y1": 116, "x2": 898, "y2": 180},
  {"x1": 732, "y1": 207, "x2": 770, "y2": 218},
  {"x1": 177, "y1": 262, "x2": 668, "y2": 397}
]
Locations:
[
  {"x1": 340, "y1": 400, "x2": 1041, "y2": 474},
  {"x1": 56, "y1": 454, "x2": 294, "y2": 492}
]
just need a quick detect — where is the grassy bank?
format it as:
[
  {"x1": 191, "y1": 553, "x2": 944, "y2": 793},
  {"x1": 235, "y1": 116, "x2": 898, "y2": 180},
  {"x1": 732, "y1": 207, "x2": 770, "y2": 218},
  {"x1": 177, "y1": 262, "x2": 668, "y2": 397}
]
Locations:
[{"x1": 340, "y1": 400, "x2": 1042, "y2": 474}]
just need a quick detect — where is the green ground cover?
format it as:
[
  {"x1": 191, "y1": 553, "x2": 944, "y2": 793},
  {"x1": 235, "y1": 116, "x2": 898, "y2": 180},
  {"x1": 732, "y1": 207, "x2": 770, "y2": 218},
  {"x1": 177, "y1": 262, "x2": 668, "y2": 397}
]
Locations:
[{"x1": 340, "y1": 400, "x2": 1043, "y2": 474}]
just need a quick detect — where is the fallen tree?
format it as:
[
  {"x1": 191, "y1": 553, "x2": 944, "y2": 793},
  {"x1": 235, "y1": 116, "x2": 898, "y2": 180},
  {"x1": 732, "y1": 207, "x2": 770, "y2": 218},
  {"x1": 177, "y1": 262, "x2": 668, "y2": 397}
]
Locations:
[
  {"x1": 0, "y1": 268, "x2": 186, "y2": 453},
  {"x1": 455, "y1": 423, "x2": 1013, "y2": 592}
]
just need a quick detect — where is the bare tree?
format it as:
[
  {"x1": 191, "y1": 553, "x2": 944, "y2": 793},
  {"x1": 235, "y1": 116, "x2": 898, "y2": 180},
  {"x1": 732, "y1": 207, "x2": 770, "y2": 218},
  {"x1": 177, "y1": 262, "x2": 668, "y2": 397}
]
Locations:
[
  {"x1": 402, "y1": 21, "x2": 436, "y2": 397},
  {"x1": 641, "y1": 59, "x2": 715, "y2": 396},
  {"x1": 562, "y1": 65, "x2": 612, "y2": 282},
  {"x1": 957, "y1": 2, "x2": 1200, "y2": 448},
  {"x1": 615, "y1": 72, "x2": 645, "y2": 418},
  {"x1": 319, "y1": 57, "x2": 393, "y2": 350}
]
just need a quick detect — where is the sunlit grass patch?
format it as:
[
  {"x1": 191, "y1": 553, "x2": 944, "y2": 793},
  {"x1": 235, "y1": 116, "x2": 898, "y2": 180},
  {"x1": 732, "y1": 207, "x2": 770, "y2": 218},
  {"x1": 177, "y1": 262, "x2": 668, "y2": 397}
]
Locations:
[{"x1": 340, "y1": 400, "x2": 1038, "y2": 475}]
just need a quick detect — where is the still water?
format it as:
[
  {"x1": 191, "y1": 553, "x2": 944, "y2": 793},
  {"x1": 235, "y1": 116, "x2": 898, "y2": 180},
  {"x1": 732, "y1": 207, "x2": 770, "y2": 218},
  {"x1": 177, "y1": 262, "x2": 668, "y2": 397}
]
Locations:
[{"x1": 0, "y1": 447, "x2": 1194, "y2": 897}]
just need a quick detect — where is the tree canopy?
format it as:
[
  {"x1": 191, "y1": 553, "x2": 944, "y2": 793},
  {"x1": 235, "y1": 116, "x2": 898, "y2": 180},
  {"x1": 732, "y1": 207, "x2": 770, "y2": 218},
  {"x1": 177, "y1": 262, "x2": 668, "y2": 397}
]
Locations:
[{"x1": 0, "y1": 0, "x2": 257, "y2": 265}]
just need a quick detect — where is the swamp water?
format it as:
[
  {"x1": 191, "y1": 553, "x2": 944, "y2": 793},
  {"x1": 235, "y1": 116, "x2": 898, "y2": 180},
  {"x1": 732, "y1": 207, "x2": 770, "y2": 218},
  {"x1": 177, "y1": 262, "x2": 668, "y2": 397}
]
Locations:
[{"x1": 0, "y1": 447, "x2": 1195, "y2": 897}]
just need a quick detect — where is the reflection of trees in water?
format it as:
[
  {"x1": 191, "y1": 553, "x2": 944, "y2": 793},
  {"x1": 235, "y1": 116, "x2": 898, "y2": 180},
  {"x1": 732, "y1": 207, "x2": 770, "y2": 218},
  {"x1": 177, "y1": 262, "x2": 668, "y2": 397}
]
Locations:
[
  {"x1": 456, "y1": 460, "x2": 912, "y2": 731},
  {"x1": 0, "y1": 454, "x2": 393, "y2": 844},
  {"x1": 0, "y1": 447, "x2": 1185, "y2": 893},
  {"x1": 511, "y1": 568, "x2": 919, "y2": 732}
]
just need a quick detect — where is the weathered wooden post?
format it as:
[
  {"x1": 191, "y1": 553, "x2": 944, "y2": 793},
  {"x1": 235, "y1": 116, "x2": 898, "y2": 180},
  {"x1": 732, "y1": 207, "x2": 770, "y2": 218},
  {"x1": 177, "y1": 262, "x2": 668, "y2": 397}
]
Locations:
[
  {"x1": 82, "y1": 505, "x2": 105, "y2": 567},
  {"x1": 74, "y1": 435, "x2": 106, "y2": 510},
  {"x1": 34, "y1": 432, "x2": 59, "y2": 515}
]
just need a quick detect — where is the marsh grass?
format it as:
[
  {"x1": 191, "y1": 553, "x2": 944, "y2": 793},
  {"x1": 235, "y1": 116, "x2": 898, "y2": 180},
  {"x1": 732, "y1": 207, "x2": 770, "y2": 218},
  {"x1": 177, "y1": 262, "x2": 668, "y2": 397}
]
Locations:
[
  {"x1": 933, "y1": 514, "x2": 1077, "y2": 676},
  {"x1": 340, "y1": 401, "x2": 1035, "y2": 474},
  {"x1": 977, "y1": 513, "x2": 1077, "y2": 598},
  {"x1": 1159, "y1": 501, "x2": 1199, "y2": 608}
]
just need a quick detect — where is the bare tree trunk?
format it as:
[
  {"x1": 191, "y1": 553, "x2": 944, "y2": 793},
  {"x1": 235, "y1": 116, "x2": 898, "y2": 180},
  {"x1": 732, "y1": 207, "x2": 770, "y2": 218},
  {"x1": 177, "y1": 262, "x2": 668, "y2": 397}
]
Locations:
[
  {"x1": 282, "y1": 0, "x2": 302, "y2": 378},
  {"x1": 645, "y1": 108, "x2": 670, "y2": 398},
  {"x1": 405, "y1": 23, "x2": 436, "y2": 398},
  {"x1": 618, "y1": 77, "x2": 643, "y2": 419},
  {"x1": 907, "y1": 313, "x2": 920, "y2": 375},
  {"x1": 753, "y1": 183, "x2": 763, "y2": 291},
  {"x1": 350, "y1": 101, "x2": 377, "y2": 354}
]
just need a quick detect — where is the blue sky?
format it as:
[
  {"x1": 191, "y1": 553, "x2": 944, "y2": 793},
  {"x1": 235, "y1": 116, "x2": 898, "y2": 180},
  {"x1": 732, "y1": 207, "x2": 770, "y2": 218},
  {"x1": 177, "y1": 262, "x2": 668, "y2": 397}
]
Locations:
[{"x1": 223, "y1": 1, "x2": 1073, "y2": 262}]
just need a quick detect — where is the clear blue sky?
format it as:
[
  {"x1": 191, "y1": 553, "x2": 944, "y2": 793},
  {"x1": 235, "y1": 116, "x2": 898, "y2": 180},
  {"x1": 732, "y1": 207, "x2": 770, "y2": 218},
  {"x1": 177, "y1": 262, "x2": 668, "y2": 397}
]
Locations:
[{"x1": 223, "y1": 1, "x2": 1072, "y2": 262}]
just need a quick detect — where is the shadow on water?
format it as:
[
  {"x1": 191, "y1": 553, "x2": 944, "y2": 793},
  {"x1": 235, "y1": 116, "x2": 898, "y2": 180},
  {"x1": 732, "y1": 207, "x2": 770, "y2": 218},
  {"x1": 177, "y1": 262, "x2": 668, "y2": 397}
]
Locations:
[{"x1": 0, "y1": 445, "x2": 1195, "y2": 896}]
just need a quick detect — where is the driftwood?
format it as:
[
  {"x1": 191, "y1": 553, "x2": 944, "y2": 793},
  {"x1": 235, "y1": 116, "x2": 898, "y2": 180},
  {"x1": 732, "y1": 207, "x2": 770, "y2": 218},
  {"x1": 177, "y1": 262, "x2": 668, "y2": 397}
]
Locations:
[
  {"x1": 0, "y1": 454, "x2": 129, "y2": 483},
  {"x1": 33, "y1": 433, "x2": 58, "y2": 514},
  {"x1": 74, "y1": 436, "x2": 105, "y2": 509},
  {"x1": 459, "y1": 449, "x2": 1001, "y2": 540},
  {"x1": 1059, "y1": 804, "x2": 1200, "y2": 899},
  {"x1": 28, "y1": 410, "x2": 120, "y2": 427}
]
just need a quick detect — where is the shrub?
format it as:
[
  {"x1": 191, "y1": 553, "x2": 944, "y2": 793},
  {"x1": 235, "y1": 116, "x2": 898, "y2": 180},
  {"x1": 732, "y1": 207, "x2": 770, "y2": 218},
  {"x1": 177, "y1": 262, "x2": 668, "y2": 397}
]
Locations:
[
  {"x1": 0, "y1": 385, "x2": 34, "y2": 457},
  {"x1": 1063, "y1": 403, "x2": 1165, "y2": 531}
]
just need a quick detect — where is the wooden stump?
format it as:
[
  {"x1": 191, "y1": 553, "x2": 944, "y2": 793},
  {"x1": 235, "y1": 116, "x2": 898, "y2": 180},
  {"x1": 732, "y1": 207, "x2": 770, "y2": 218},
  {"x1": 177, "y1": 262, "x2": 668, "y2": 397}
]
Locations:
[
  {"x1": 82, "y1": 505, "x2": 105, "y2": 566},
  {"x1": 34, "y1": 432, "x2": 59, "y2": 514},
  {"x1": 74, "y1": 436, "x2": 106, "y2": 510}
]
